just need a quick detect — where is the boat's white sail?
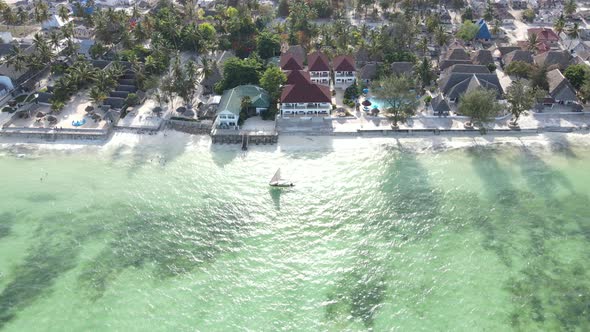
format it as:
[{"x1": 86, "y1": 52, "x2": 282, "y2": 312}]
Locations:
[
  {"x1": 270, "y1": 168, "x2": 281, "y2": 185},
  {"x1": 270, "y1": 168, "x2": 293, "y2": 187}
]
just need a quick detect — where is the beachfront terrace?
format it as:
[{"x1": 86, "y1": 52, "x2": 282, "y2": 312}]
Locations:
[{"x1": 5, "y1": 91, "x2": 109, "y2": 131}]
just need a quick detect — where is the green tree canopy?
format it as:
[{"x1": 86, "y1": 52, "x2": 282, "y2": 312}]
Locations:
[
  {"x1": 256, "y1": 31, "x2": 281, "y2": 59},
  {"x1": 278, "y1": 0, "x2": 289, "y2": 17},
  {"x1": 371, "y1": 75, "x2": 417, "y2": 127},
  {"x1": 457, "y1": 20, "x2": 479, "y2": 41},
  {"x1": 530, "y1": 65, "x2": 549, "y2": 91},
  {"x1": 259, "y1": 65, "x2": 286, "y2": 102},
  {"x1": 504, "y1": 61, "x2": 534, "y2": 78},
  {"x1": 564, "y1": 0, "x2": 577, "y2": 16},
  {"x1": 522, "y1": 8, "x2": 535, "y2": 23},
  {"x1": 506, "y1": 79, "x2": 535, "y2": 125},
  {"x1": 564, "y1": 64, "x2": 590, "y2": 89},
  {"x1": 216, "y1": 57, "x2": 263, "y2": 93},
  {"x1": 458, "y1": 88, "x2": 502, "y2": 126}
]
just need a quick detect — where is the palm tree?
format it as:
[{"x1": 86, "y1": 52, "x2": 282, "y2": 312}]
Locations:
[
  {"x1": 434, "y1": 26, "x2": 448, "y2": 47},
  {"x1": 200, "y1": 56, "x2": 212, "y2": 78},
  {"x1": 61, "y1": 22, "x2": 74, "y2": 40},
  {"x1": 50, "y1": 99, "x2": 65, "y2": 113},
  {"x1": 416, "y1": 57, "x2": 432, "y2": 89},
  {"x1": 491, "y1": 19, "x2": 501, "y2": 37},
  {"x1": 69, "y1": 60, "x2": 98, "y2": 88},
  {"x1": 107, "y1": 62, "x2": 124, "y2": 81},
  {"x1": 33, "y1": 0, "x2": 49, "y2": 24},
  {"x1": 553, "y1": 13, "x2": 566, "y2": 37},
  {"x1": 527, "y1": 32, "x2": 539, "y2": 52},
  {"x1": 16, "y1": 6, "x2": 27, "y2": 25},
  {"x1": 567, "y1": 22, "x2": 580, "y2": 51},
  {"x1": 417, "y1": 37, "x2": 428, "y2": 56},
  {"x1": 32, "y1": 33, "x2": 54, "y2": 65},
  {"x1": 63, "y1": 38, "x2": 78, "y2": 57},
  {"x1": 49, "y1": 30, "x2": 62, "y2": 50},
  {"x1": 564, "y1": 0, "x2": 577, "y2": 17},
  {"x1": 93, "y1": 70, "x2": 117, "y2": 93},
  {"x1": 2, "y1": 6, "x2": 15, "y2": 27},
  {"x1": 6, "y1": 45, "x2": 27, "y2": 73},
  {"x1": 89, "y1": 86, "x2": 107, "y2": 106},
  {"x1": 58, "y1": 5, "x2": 69, "y2": 23}
]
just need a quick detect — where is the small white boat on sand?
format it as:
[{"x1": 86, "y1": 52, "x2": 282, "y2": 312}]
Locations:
[{"x1": 269, "y1": 168, "x2": 294, "y2": 187}]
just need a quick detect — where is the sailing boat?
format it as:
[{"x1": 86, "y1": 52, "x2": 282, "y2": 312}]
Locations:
[{"x1": 269, "y1": 168, "x2": 294, "y2": 187}]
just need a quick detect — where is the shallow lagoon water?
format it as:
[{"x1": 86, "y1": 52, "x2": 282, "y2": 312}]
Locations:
[{"x1": 0, "y1": 136, "x2": 589, "y2": 331}]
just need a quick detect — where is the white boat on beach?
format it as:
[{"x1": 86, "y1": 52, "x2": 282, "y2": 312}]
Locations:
[{"x1": 269, "y1": 168, "x2": 294, "y2": 187}]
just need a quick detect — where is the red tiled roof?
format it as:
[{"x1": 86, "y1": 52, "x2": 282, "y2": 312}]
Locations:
[
  {"x1": 286, "y1": 70, "x2": 311, "y2": 85},
  {"x1": 308, "y1": 51, "x2": 330, "y2": 71},
  {"x1": 516, "y1": 40, "x2": 551, "y2": 53},
  {"x1": 280, "y1": 53, "x2": 303, "y2": 71},
  {"x1": 528, "y1": 28, "x2": 559, "y2": 42},
  {"x1": 280, "y1": 83, "x2": 331, "y2": 103},
  {"x1": 333, "y1": 55, "x2": 355, "y2": 71}
]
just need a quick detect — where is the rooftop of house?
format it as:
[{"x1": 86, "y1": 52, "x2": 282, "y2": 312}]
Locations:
[
  {"x1": 217, "y1": 85, "x2": 270, "y2": 116},
  {"x1": 440, "y1": 72, "x2": 503, "y2": 99},
  {"x1": 284, "y1": 45, "x2": 306, "y2": 64},
  {"x1": 443, "y1": 64, "x2": 490, "y2": 75},
  {"x1": 446, "y1": 47, "x2": 471, "y2": 61},
  {"x1": 333, "y1": 55, "x2": 355, "y2": 71},
  {"x1": 280, "y1": 82, "x2": 331, "y2": 103},
  {"x1": 534, "y1": 50, "x2": 572, "y2": 69},
  {"x1": 431, "y1": 94, "x2": 450, "y2": 114},
  {"x1": 391, "y1": 62, "x2": 414, "y2": 76},
  {"x1": 503, "y1": 50, "x2": 534, "y2": 65},
  {"x1": 308, "y1": 51, "x2": 330, "y2": 71},
  {"x1": 471, "y1": 50, "x2": 494, "y2": 66},
  {"x1": 280, "y1": 53, "x2": 303, "y2": 71},
  {"x1": 359, "y1": 63, "x2": 378, "y2": 80},
  {"x1": 528, "y1": 27, "x2": 559, "y2": 41},
  {"x1": 286, "y1": 70, "x2": 311, "y2": 85}
]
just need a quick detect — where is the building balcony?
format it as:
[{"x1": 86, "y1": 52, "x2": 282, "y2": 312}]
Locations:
[
  {"x1": 310, "y1": 72, "x2": 330, "y2": 77},
  {"x1": 281, "y1": 103, "x2": 331, "y2": 110}
]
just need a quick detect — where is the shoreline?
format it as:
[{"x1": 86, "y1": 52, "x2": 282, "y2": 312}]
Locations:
[{"x1": 0, "y1": 129, "x2": 588, "y2": 156}]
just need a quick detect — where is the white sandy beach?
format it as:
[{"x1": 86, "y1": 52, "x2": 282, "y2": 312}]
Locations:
[{"x1": 0, "y1": 129, "x2": 589, "y2": 158}]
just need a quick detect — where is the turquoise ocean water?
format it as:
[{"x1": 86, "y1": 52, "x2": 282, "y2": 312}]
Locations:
[{"x1": 0, "y1": 136, "x2": 589, "y2": 331}]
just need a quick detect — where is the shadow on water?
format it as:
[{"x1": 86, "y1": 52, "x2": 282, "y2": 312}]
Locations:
[
  {"x1": 0, "y1": 213, "x2": 83, "y2": 329},
  {"x1": 325, "y1": 249, "x2": 387, "y2": 328},
  {"x1": 372, "y1": 143, "x2": 444, "y2": 241},
  {"x1": 325, "y1": 142, "x2": 444, "y2": 328},
  {"x1": 269, "y1": 188, "x2": 281, "y2": 211},
  {"x1": 210, "y1": 146, "x2": 241, "y2": 169},
  {"x1": 25, "y1": 193, "x2": 58, "y2": 203},
  {"x1": 466, "y1": 146, "x2": 533, "y2": 267},
  {"x1": 0, "y1": 212, "x2": 16, "y2": 239},
  {"x1": 125, "y1": 135, "x2": 189, "y2": 176},
  {"x1": 546, "y1": 135, "x2": 578, "y2": 159},
  {"x1": 78, "y1": 201, "x2": 249, "y2": 301},
  {"x1": 467, "y1": 146, "x2": 590, "y2": 330},
  {"x1": 516, "y1": 146, "x2": 575, "y2": 201}
]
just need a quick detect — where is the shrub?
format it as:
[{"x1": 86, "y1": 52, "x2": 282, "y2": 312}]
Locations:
[
  {"x1": 522, "y1": 8, "x2": 535, "y2": 23},
  {"x1": 344, "y1": 81, "x2": 361, "y2": 100},
  {"x1": 424, "y1": 95, "x2": 432, "y2": 104},
  {"x1": 504, "y1": 61, "x2": 533, "y2": 78},
  {"x1": 125, "y1": 93, "x2": 139, "y2": 106}
]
